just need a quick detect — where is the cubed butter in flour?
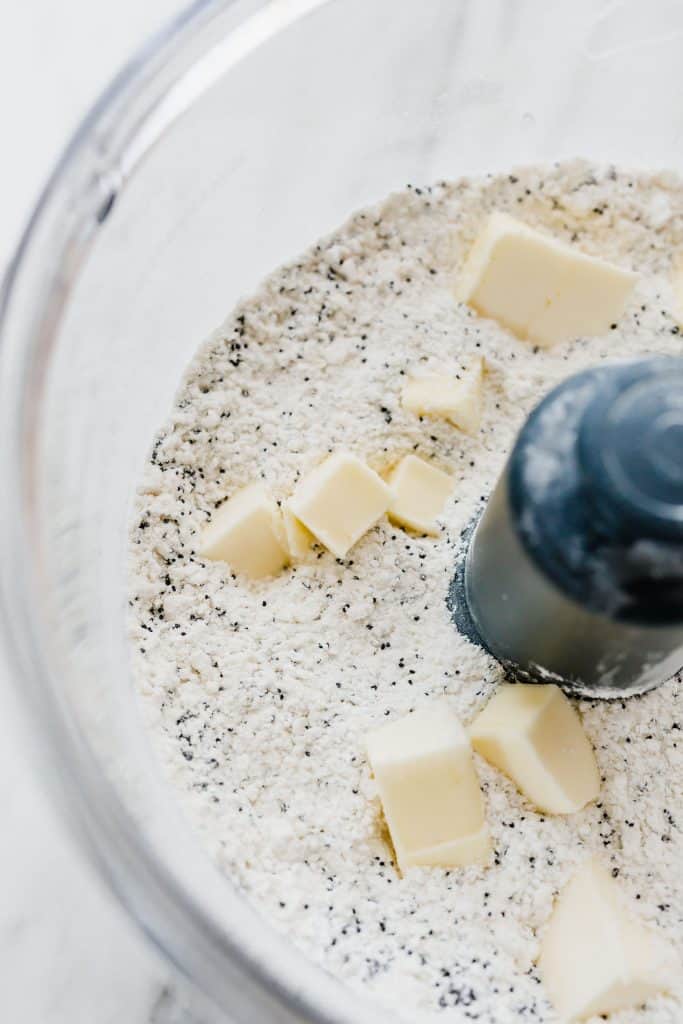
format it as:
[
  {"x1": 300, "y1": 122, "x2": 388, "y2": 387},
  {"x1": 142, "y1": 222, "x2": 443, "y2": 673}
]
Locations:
[
  {"x1": 366, "y1": 704, "x2": 491, "y2": 871},
  {"x1": 401, "y1": 357, "x2": 484, "y2": 435},
  {"x1": 469, "y1": 683, "x2": 600, "y2": 814},
  {"x1": 539, "y1": 859, "x2": 677, "y2": 1021},
  {"x1": 455, "y1": 212, "x2": 637, "y2": 347},
  {"x1": 282, "y1": 503, "x2": 314, "y2": 559},
  {"x1": 289, "y1": 452, "x2": 392, "y2": 558},
  {"x1": 387, "y1": 455, "x2": 455, "y2": 535},
  {"x1": 199, "y1": 482, "x2": 289, "y2": 579}
]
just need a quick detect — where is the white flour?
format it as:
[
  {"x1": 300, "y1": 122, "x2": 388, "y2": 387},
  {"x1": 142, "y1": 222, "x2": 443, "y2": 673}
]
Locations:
[{"x1": 130, "y1": 160, "x2": 683, "y2": 1023}]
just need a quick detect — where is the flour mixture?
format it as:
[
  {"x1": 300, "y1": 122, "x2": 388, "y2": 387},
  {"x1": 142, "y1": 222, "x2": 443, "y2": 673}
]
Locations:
[{"x1": 130, "y1": 160, "x2": 683, "y2": 1022}]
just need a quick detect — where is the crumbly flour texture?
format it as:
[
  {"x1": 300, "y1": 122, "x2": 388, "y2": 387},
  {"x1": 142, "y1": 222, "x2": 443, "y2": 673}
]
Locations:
[{"x1": 130, "y1": 161, "x2": 683, "y2": 1023}]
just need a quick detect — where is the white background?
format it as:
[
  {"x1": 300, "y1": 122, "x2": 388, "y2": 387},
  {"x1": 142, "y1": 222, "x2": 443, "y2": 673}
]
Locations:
[{"x1": 0, "y1": 3, "x2": 187, "y2": 1020}]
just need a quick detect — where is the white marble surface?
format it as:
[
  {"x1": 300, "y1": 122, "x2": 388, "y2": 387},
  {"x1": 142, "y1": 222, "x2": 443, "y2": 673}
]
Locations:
[{"x1": 0, "y1": 4, "x2": 187, "y2": 1020}]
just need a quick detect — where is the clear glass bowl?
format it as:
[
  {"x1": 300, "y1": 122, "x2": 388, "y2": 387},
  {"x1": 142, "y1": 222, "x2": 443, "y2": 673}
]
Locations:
[{"x1": 1, "y1": 1, "x2": 682, "y2": 1020}]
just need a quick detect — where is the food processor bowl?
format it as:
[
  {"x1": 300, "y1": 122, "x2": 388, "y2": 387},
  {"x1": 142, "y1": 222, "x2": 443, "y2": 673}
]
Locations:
[{"x1": 1, "y1": 0, "x2": 682, "y2": 1020}]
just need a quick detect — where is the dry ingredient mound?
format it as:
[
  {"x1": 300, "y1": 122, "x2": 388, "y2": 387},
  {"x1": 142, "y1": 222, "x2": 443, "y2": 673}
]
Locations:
[{"x1": 130, "y1": 160, "x2": 683, "y2": 1023}]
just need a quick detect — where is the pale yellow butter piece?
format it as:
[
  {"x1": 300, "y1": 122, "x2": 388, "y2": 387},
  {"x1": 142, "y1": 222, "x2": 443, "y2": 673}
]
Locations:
[
  {"x1": 456, "y1": 212, "x2": 637, "y2": 347},
  {"x1": 402, "y1": 357, "x2": 484, "y2": 435},
  {"x1": 539, "y1": 859, "x2": 677, "y2": 1021},
  {"x1": 282, "y1": 503, "x2": 314, "y2": 559},
  {"x1": 289, "y1": 452, "x2": 392, "y2": 559},
  {"x1": 199, "y1": 482, "x2": 289, "y2": 579},
  {"x1": 387, "y1": 455, "x2": 455, "y2": 535},
  {"x1": 469, "y1": 683, "x2": 599, "y2": 814},
  {"x1": 366, "y1": 704, "x2": 491, "y2": 871}
]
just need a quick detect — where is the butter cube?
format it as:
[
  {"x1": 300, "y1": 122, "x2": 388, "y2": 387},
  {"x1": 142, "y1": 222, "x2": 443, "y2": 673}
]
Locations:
[
  {"x1": 199, "y1": 483, "x2": 289, "y2": 579},
  {"x1": 387, "y1": 455, "x2": 455, "y2": 535},
  {"x1": 456, "y1": 212, "x2": 637, "y2": 347},
  {"x1": 402, "y1": 357, "x2": 484, "y2": 435},
  {"x1": 366, "y1": 704, "x2": 491, "y2": 871},
  {"x1": 469, "y1": 684, "x2": 599, "y2": 814},
  {"x1": 282, "y1": 503, "x2": 314, "y2": 559},
  {"x1": 289, "y1": 453, "x2": 392, "y2": 558},
  {"x1": 539, "y1": 859, "x2": 677, "y2": 1021}
]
